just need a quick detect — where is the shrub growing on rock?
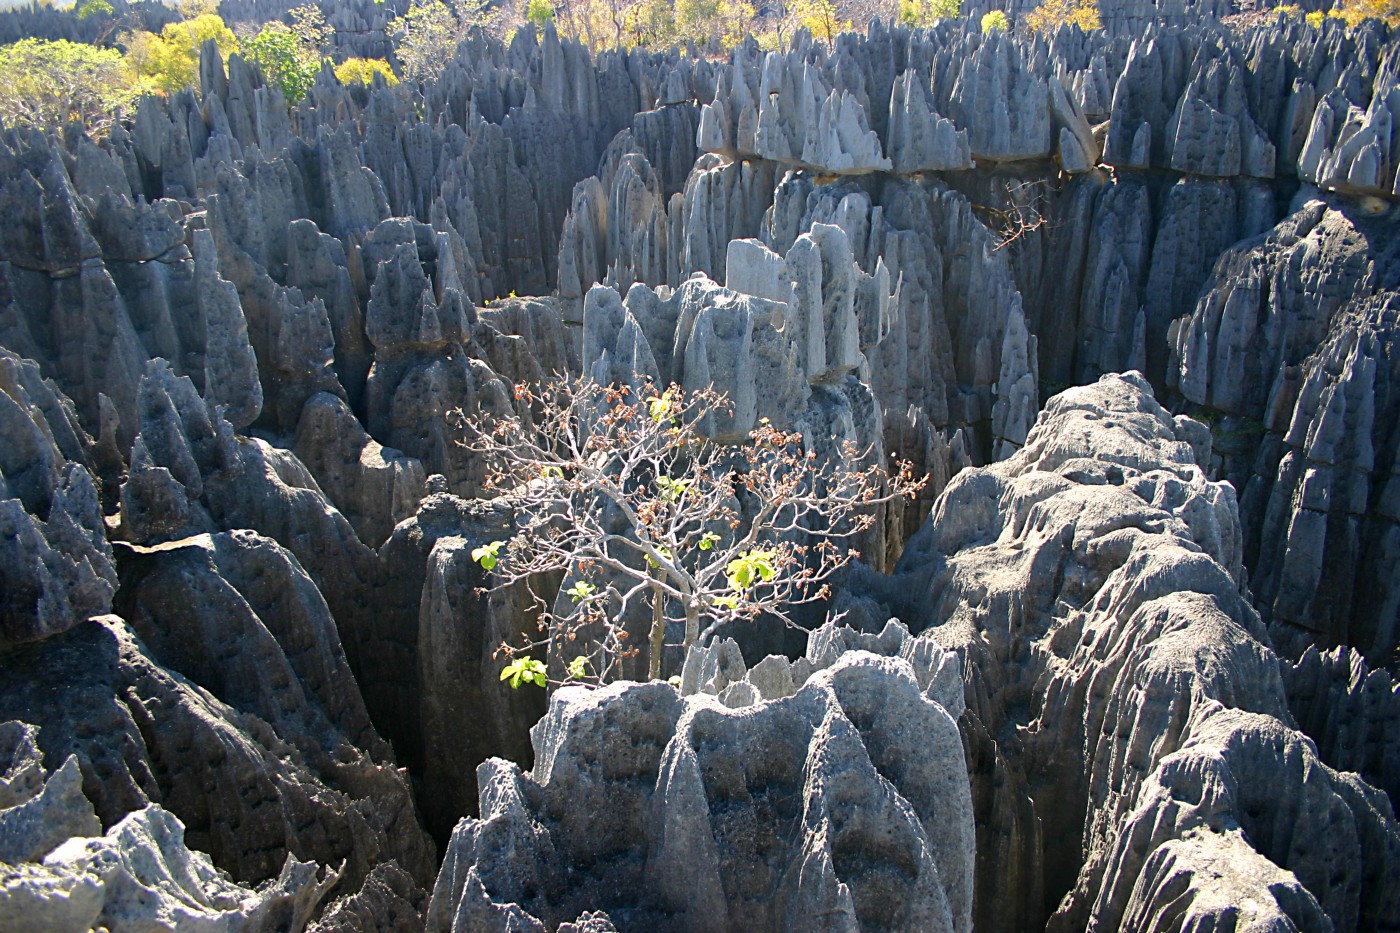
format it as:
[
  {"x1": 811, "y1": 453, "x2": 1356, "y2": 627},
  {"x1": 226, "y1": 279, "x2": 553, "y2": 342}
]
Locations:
[
  {"x1": 1024, "y1": 0, "x2": 1100, "y2": 30},
  {"x1": 981, "y1": 8, "x2": 1010, "y2": 29},
  {"x1": 334, "y1": 56, "x2": 399, "y2": 85},
  {"x1": 461, "y1": 378, "x2": 922, "y2": 685},
  {"x1": 122, "y1": 11, "x2": 237, "y2": 93}
]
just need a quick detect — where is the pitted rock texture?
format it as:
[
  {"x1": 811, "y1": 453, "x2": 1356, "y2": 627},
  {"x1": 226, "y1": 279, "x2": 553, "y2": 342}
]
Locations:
[
  {"x1": 427, "y1": 651, "x2": 972, "y2": 933},
  {"x1": 840, "y1": 372, "x2": 1400, "y2": 932},
  {"x1": 0, "y1": 725, "x2": 338, "y2": 933},
  {"x1": 0, "y1": 605, "x2": 434, "y2": 901},
  {"x1": 1170, "y1": 196, "x2": 1400, "y2": 662}
]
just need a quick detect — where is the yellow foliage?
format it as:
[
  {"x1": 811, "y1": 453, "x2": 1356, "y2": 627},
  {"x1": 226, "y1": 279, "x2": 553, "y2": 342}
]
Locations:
[
  {"x1": 0, "y1": 38, "x2": 136, "y2": 133},
  {"x1": 981, "y1": 9, "x2": 1010, "y2": 29},
  {"x1": 555, "y1": 0, "x2": 621, "y2": 51},
  {"x1": 334, "y1": 57, "x2": 399, "y2": 86},
  {"x1": 1024, "y1": 0, "x2": 1100, "y2": 31},
  {"x1": 676, "y1": 0, "x2": 755, "y2": 49},
  {"x1": 1331, "y1": 0, "x2": 1399, "y2": 25},
  {"x1": 791, "y1": 0, "x2": 853, "y2": 46},
  {"x1": 1305, "y1": 8, "x2": 1326, "y2": 24},
  {"x1": 557, "y1": 0, "x2": 753, "y2": 52},
  {"x1": 898, "y1": 0, "x2": 961, "y2": 25},
  {"x1": 620, "y1": 0, "x2": 677, "y2": 47},
  {"x1": 124, "y1": 13, "x2": 238, "y2": 94}
]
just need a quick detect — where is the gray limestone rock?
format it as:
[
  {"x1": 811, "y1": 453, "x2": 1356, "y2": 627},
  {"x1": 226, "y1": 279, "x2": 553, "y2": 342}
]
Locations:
[
  {"x1": 682, "y1": 616, "x2": 965, "y2": 719},
  {"x1": 0, "y1": 725, "x2": 336, "y2": 933},
  {"x1": 108, "y1": 530, "x2": 436, "y2": 891},
  {"x1": 1282, "y1": 645, "x2": 1400, "y2": 815},
  {"x1": 1, "y1": 16, "x2": 1399, "y2": 933},
  {"x1": 0, "y1": 755, "x2": 99, "y2": 864},
  {"x1": 427, "y1": 652, "x2": 972, "y2": 933},
  {"x1": 293, "y1": 392, "x2": 426, "y2": 549},
  {"x1": 1169, "y1": 197, "x2": 1400, "y2": 661},
  {"x1": 10, "y1": 805, "x2": 336, "y2": 933},
  {"x1": 754, "y1": 55, "x2": 892, "y2": 174},
  {"x1": 309, "y1": 862, "x2": 428, "y2": 933},
  {"x1": 887, "y1": 70, "x2": 975, "y2": 174},
  {"x1": 417, "y1": 517, "x2": 549, "y2": 845},
  {"x1": 1299, "y1": 86, "x2": 1400, "y2": 199},
  {"x1": 946, "y1": 31, "x2": 1053, "y2": 162},
  {"x1": 0, "y1": 614, "x2": 434, "y2": 895},
  {"x1": 849, "y1": 373, "x2": 1400, "y2": 931},
  {"x1": 0, "y1": 350, "x2": 115, "y2": 645},
  {"x1": 363, "y1": 238, "x2": 515, "y2": 499}
]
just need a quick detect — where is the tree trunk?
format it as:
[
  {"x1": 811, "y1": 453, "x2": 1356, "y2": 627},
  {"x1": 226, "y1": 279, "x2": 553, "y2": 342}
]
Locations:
[
  {"x1": 648, "y1": 579, "x2": 665, "y2": 681},
  {"x1": 684, "y1": 601, "x2": 699, "y2": 651}
]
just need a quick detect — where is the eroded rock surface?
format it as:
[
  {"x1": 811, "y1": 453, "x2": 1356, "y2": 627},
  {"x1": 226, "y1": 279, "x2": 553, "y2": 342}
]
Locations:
[
  {"x1": 0, "y1": 8, "x2": 1396, "y2": 931},
  {"x1": 428, "y1": 651, "x2": 973, "y2": 933},
  {"x1": 844, "y1": 372, "x2": 1400, "y2": 932}
]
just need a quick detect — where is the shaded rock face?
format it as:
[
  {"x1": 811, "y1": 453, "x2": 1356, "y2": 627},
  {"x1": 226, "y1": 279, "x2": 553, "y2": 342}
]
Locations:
[
  {"x1": 1170, "y1": 197, "x2": 1400, "y2": 664},
  {"x1": 0, "y1": 350, "x2": 114, "y2": 644},
  {"x1": 0, "y1": 724, "x2": 338, "y2": 933},
  {"x1": 427, "y1": 651, "x2": 973, "y2": 933},
  {"x1": 2, "y1": 525, "x2": 438, "y2": 891}
]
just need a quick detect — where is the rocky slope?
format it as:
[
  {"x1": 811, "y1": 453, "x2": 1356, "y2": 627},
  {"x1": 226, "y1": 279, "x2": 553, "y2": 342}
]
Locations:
[
  {"x1": 824, "y1": 372, "x2": 1399, "y2": 932},
  {"x1": 0, "y1": 7, "x2": 1396, "y2": 931}
]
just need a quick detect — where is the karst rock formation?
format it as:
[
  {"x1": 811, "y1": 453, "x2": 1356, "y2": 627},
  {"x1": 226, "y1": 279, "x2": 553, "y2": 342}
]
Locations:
[{"x1": 0, "y1": 0, "x2": 1397, "y2": 930}]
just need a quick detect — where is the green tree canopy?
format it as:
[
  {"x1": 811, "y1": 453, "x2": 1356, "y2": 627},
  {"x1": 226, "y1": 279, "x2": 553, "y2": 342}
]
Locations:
[{"x1": 0, "y1": 38, "x2": 135, "y2": 133}]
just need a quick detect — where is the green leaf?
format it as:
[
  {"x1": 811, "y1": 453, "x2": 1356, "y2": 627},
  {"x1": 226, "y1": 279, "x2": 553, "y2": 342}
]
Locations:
[
  {"x1": 655, "y1": 475, "x2": 692, "y2": 501},
  {"x1": 77, "y1": 0, "x2": 114, "y2": 19},
  {"x1": 567, "y1": 655, "x2": 588, "y2": 680},
  {"x1": 698, "y1": 531, "x2": 721, "y2": 551},
  {"x1": 500, "y1": 656, "x2": 547, "y2": 689},
  {"x1": 726, "y1": 549, "x2": 776, "y2": 591},
  {"x1": 471, "y1": 540, "x2": 505, "y2": 571},
  {"x1": 566, "y1": 581, "x2": 595, "y2": 603},
  {"x1": 647, "y1": 389, "x2": 675, "y2": 422},
  {"x1": 644, "y1": 545, "x2": 674, "y2": 569}
]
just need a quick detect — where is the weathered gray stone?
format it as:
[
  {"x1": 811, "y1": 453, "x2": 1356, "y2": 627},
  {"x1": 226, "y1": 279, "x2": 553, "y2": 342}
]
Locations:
[
  {"x1": 863, "y1": 373, "x2": 1399, "y2": 931},
  {"x1": 17, "y1": 806, "x2": 336, "y2": 933},
  {"x1": 293, "y1": 392, "x2": 425, "y2": 549},
  {"x1": 0, "y1": 350, "x2": 115, "y2": 645},
  {"x1": 428, "y1": 652, "x2": 972, "y2": 933},
  {"x1": 887, "y1": 69, "x2": 974, "y2": 174}
]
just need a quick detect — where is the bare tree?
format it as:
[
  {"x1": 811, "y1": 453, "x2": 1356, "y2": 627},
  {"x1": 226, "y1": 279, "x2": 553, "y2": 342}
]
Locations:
[
  {"x1": 973, "y1": 178, "x2": 1053, "y2": 250},
  {"x1": 457, "y1": 378, "x2": 924, "y2": 686}
]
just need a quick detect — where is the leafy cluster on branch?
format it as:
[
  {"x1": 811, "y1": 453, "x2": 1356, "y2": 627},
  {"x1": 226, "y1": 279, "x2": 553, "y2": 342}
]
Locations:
[
  {"x1": 457, "y1": 378, "x2": 923, "y2": 688},
  {"x1": 238, "y1": 6, "x2": 332, "y2": 103}
]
